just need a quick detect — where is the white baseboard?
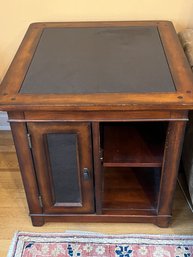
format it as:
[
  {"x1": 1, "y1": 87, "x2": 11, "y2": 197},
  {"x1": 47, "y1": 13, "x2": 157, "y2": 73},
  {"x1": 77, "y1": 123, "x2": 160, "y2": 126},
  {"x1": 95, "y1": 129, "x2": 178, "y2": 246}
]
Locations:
[
  {"x1": 0, "y1": 111, "x2": 10, "y2": 130},
  {"x1": 178, "y1": 172, "x2": 193, "y2": 213}
]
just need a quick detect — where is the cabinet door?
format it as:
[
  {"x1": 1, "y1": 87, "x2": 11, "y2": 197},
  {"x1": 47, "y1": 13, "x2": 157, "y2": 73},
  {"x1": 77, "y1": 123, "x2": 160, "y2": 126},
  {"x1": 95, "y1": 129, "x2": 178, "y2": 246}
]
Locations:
[{"x1": 27, "y1": 122, "x2": 94, "y2": 214}]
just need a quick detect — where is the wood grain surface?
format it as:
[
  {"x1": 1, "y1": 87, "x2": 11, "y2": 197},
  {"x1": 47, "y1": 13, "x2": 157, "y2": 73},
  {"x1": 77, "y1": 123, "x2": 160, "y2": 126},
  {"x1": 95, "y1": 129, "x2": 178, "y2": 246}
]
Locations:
[{"x1": 0, "y1": 21, "x2": 193, "y2": 111}]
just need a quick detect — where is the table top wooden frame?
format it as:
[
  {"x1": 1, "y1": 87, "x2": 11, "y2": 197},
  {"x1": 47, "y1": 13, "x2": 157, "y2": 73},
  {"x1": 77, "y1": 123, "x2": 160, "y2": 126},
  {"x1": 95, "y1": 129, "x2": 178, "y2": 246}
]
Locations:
[{"x1": 0, "y1": 21, "x2": 193, "y2": 111}]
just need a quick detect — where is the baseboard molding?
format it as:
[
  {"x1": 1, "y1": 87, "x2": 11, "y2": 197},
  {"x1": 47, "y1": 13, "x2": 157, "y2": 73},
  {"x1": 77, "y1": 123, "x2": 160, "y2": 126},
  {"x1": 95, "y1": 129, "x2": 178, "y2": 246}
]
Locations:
[
  {"x1": 0, "y1": 111, "x2": 10, "y2": 130},
  {"x1": 178, "y1": 172, "x2": 193, "y2": 213}
]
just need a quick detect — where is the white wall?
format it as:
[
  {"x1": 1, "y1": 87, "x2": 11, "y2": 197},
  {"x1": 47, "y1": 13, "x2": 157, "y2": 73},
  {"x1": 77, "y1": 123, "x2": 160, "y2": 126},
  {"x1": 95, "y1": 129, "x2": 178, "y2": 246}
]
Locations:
[{"x1": 0, "y1": 112, "x2": 10, "y2": 130}]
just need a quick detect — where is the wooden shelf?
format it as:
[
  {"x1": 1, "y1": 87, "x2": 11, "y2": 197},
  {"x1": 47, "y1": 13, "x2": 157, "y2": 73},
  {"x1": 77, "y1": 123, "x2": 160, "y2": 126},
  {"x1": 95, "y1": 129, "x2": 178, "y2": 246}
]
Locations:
[
  {"x1": 102, "y1": 167, "x2": 161, "y2": 211},
  {"x1": 103, "y1": 122, "x2": 166, "y2": 167}
]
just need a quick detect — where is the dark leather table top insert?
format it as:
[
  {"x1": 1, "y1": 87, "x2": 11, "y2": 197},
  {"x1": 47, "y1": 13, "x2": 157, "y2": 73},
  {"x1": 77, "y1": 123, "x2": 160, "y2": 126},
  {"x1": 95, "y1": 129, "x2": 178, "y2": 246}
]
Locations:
[{"x1": 20, "y1": 26, "x2": 175, "y2": 94}]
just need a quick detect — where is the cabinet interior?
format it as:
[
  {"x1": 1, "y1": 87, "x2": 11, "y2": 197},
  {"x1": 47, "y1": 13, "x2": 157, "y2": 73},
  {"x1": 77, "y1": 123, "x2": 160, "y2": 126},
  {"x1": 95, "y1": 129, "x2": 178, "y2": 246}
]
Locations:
[{"x1": 99, "y1": 121, "x2": 168, "y2": 212}]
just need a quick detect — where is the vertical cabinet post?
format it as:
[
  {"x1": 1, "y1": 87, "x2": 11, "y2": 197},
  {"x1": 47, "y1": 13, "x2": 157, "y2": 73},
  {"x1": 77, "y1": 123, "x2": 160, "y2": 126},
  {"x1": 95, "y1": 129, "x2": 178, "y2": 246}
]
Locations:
[
  {"x1": 157, "y1": 120, "x2": 187, "y2": 227},
  {"x1": 9, "y1": 112, "x2": 44, "y2": 226}
]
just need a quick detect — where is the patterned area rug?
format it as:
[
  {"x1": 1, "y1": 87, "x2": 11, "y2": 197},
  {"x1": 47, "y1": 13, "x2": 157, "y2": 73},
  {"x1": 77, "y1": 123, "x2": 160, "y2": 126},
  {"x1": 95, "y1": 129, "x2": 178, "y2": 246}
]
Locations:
[{"x1": 7, "y1": 231, "x2": 193, "y2": 257}]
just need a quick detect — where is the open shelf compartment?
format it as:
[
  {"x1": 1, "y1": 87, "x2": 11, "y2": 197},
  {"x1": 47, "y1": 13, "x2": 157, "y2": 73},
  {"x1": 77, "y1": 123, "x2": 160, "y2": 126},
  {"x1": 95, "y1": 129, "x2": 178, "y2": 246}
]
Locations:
[
  {"x1": 101, "y1": 122, "x2": 168, "y2": 167},
  {"x1": 102, "y1": 167, "x2": 161, "y2": 212}
]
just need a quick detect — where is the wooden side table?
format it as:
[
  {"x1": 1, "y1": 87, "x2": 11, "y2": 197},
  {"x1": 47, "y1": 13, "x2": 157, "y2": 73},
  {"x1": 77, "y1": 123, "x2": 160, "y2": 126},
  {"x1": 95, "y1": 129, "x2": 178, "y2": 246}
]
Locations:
[{"x1": 0, "y1": 21, "x2": 193, "y2": 227}]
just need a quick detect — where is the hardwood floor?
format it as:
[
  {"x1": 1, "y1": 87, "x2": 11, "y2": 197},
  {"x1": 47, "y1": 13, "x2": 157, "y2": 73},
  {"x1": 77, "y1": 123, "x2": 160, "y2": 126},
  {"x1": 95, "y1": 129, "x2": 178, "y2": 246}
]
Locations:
[{"x1": 0, "y1": 131, "x2": 193, "y2": 257}]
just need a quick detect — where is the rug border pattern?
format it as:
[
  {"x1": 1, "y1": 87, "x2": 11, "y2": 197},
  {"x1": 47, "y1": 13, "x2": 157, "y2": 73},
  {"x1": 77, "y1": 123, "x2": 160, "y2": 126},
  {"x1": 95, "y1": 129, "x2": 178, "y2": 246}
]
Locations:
[{"x1": 7, "y1": 231, "x2": 193, "y2": 257}]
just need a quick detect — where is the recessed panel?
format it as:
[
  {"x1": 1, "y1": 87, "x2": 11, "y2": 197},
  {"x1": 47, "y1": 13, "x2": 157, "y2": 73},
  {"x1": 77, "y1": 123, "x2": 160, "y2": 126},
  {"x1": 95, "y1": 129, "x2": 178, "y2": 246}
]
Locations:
[
  {"x1": 20, "y1": 26, "x2": 175, "y2": 94},
  {"x1": 46, "y1": 133, "x2": 81, "y2": 204}
]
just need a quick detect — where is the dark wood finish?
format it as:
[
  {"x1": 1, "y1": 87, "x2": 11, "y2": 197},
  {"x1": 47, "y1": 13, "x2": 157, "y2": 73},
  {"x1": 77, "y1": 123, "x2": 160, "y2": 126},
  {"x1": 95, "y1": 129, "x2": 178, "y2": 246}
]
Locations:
[
  {"x1": 102, "y1": 167, "x2": 160, "y2": 211},
  {"x1": 0, "y1": 21, "x2": 193, "y2": 112},
  {"x1": 8, "y1": 112, "x2": 45, "y2": 226},
  {"x1": 158, "y1": 121, "x2": 187, "y2": 215},
  {"x1": 31, "y1": 216, "x2": 45, "y2": 227},
  {"x1": 158, "y1": 22, "x2": 193, "y2": 93},
  {"x1": 30, "y1": 213, "x2": 171, "y2": 228},
  {"x1": 0, "y1": 21, "x2": 191, "y2": 227},
  {"x1": 1, "y1": 93, "x2": 193, "y2": 112},
  {"x1": 103, "y1": 122, "x2": 166, "y2": 167},
  {"x1": 15, "y1": 110, "x2": 189, "y2": 121},
  {"x1": 92, "y1": 122, "x2": 102, "y2": 214},
  {"x1": 27, "y1": 122, "x2": 94, "y2": 214}
]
